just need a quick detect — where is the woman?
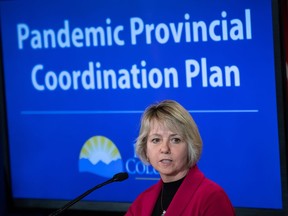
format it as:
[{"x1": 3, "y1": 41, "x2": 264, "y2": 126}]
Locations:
[{"x1": 125, "y1": 100, "x2": 235, "y2": 216}]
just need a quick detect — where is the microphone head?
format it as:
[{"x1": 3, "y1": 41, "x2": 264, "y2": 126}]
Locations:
[{"x1": 112, "y1": 172, "x2": 129, "y2": 182}]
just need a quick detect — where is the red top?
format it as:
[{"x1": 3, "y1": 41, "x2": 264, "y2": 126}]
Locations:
[{"x1": 125, "y1": 165, "x2": 236, "y2": 216}]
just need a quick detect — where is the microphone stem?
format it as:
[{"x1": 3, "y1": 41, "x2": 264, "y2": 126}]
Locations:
[{"x1": 49, "y1": 178, "x2": 114, "y2": 216}]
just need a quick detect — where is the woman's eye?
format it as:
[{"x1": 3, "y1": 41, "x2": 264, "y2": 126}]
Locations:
[
  {"x1": 171, "y1": 137, "x2": 181, "y2": 144},
  {"x1": 151, "y1": 138, "x2": 160, "y2": 143}
]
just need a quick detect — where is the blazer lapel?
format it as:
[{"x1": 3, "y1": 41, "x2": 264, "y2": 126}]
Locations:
[
  {"x1": 142, "y1": 180, "x2": 163, "y2": 216},
  {"x1": 165, "y1": 165, "x2": 205, "y2": 216}
]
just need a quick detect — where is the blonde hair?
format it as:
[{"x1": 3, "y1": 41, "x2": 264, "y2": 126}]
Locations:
[{"x1": 135, "y1": 100, "x2": 202, "y2": 167}]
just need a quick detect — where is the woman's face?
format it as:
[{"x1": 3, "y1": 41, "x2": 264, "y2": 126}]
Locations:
[{"x1": 146, "y1": 120, "x2": 189, "y2": 182}]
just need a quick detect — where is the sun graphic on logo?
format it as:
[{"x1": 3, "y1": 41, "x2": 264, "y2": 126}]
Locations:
[{"x1": 79, "y1": 136, "x2": 124, "y2": 178}]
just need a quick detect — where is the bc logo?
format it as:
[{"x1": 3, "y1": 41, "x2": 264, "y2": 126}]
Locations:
[{"x1": 79, "y1": 136, "x2": 124, "y2": 178}]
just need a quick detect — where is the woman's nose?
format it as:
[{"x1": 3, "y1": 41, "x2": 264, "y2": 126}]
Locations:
[{"x1": 160, "y1": 140, "x2": 170, "y2": 154}]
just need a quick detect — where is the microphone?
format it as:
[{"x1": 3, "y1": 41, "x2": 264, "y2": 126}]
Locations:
[
  {"x1": 49, "y1": 172, "x2": 129, "y2": 216},
  {"x1": 112, "y1": 172, "x2": 129, "y2": 182}
]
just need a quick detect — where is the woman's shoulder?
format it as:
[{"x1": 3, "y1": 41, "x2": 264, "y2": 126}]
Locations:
[
  {"x1": 125, "y1": 180, "x2": 162, "y2": 215},
  {"x1": 186, "y1": 166, "x2": 231, "y2": 201},
  {"x1": 200, "y1": 177, "x2": 229, "y2": 196},
  {"x1": 136, "y1": 180, "x2": 162, "y2": 200},
  {"x1": 188, "y1": 166, "x2": 227, "y2": 192}
]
